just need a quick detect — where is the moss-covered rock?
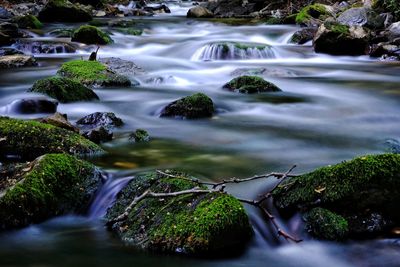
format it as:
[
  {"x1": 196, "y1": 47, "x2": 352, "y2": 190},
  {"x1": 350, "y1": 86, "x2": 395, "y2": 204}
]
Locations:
[
  {"x1": 273, "y1": 154, "x2": 400, "y2": 239},
  {"x1": 295, "y1": 3, "x2": 331, "y2": 26},
  {"x1": 57, "y1": 60, "x2": 131, "y2": 87},
  {"x1": 160, "y1": 93, "x2": 214, "y2": 119},
  {"x1": 130, "y1": 128, "x2": 150, "y2": 142},
  {"x1": 13, "y1": 15, "x2": 43, "y2": 29},
  {"x1": 0, "y1": 153, "x2": 102, "y2": 230},
  {"x1": 304, "y1": 208, "x2": 349, "y2": 240},
  {"x1": 106, "y1": 171, "x2": 253, "y2": 255},
  {"x1": 38, "y1": 0, "x2": 92, "y2": 22},
  {"x1": 29, "y1": 76, "x2": 99, "y2": 103},
  {"x1": 0, "y1": 117, "x2": 103, "y2": 160},
  {"x1": 223, "y1": 75, "x2": 281, "y2": 94},
  {"x1": 71, "y1": 25, "x2": 113, "y2": 45},
  {"x1": 313, "y1": 22, "x2": 370, "y2": 55}
]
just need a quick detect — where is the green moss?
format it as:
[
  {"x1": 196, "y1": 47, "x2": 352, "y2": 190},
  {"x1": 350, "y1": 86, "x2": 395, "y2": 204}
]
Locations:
[
  {"x1": 0, "y1": 153, "x2": 101, "y2": 230},
  {"x1": 328, "y1": 23, "x2": 349, "y2": 35},
  {"x1": 130, "y1": 129, "x2": 150, "y2": 142},
  {"x1": 273, "y1": 154, "x2": 400, "y2": 217},
  {"x1": 160, "y1": 93, "x2": 215, "y2": 119},
  {"x1": 0, "y1": 117, "x2": 103, "y2": 160},
  {"x1": 29, "y1": 76, "x2": 99, "y2": 103},
  {"x1": 14, "y1": 15, "x2": 43, "y2": 29},
  {"x1": 71, "y1": 25, "x2": 113, "y2": 45},
  {"x1": 223, "y1": 75, "x2": 281, "y2": 94},
  {"x1": 234, "y1": 43, "x2": 268, "y2": 50},
  {"x1": 305, "y1": 208, "x2": 349, "y2": 240},
  {"x1": 58, "y1": 60, "x2": 131, "y2": 87},
  {"x1": 295, "y1": 3, "x2": 329, "y2": 24},
  {"x1": 106, "y1": 171, "x2": 253, "y2": 255}
]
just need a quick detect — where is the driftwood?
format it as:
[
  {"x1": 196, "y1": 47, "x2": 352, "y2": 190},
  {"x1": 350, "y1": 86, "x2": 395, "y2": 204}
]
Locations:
[{"x1": 108, "y1": 166, "x2": 301, "y2": 243}]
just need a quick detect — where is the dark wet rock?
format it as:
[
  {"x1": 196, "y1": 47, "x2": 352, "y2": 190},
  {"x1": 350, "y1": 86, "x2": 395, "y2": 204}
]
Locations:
[
  {"x1": 70, "y1": 0, "x2": 104, "y2": 8},
  {"x1": 29, "y1": 76, "x2": 99, "y2": 103},
  {"x1": 187, "y1": 6, "x2": 213, "y2": 18},
  {"x1": 4, "y1": 98, "x2": 58, "y2": 114},
  {"x1": 58, "y1": 60, "x2": 132, "y2": 88},
  {"x1": 0, "y1": 22, "x2": 24, "y2": 45},
  {"x1": 273, "y1": 154, "x2": 400, "y2": 240},
  {"x1": 289, "y1": 28, "x2": 317, "y2": 45},
  {"x1": 386, "y1": 21, "x2": 400, "y2": 40},
  {"x1": 202, "y1": 0, "x2": 263, "y2": 18},
  {"x1": 223, "y1": 75, "x2": 281, "y2": 94},
  {"x1": 130, "y1": 128, "x2": 150, "y2": 142},
  {"x1": 71, "y1": 25, "x2": 113, "y2": 45},
  {"x1": 82, "y1": 126, "x2": 112, "y2": 144},
  {"x1": 98, "y1": 57, "x2": 145, "y2": 77},
  {"x1": 383, "y1": 139, "x2": 400, "y2": 154},
  {"x1": 13, "y1": 15, "x2": 43, "y2": 29},
  {"x1": 38, "y1": 0, "x2": 92, "y2": 22},
  {"x1": 39, "y1": 112, "x2": 79, "y2": 133},
  {"x1": 0, "y1": 153, "x2": 103, "y2": 230},
  {"x1": 144, "y1": 4, "x2": 170, "y2": 14},
  {"x1": 0, "y1": 55, "x2": 37, "y2": 69},
  {"x1": 369, "y1": 42, "x2": 400, "y2": 59},
  {"x1": 13, "y1": 40, "x2": 78, "y2": 54},
  {"x1": 160, "y1": 93, "x2": 215, "y2": 119},
  {"x1": 337, "y1": 7, "x2": 384, "y2": 29},
  {"x1": 295, "y1": 3, "x2": 333, "y2": 27},
  {"x1": 0, "y1": 7, "x2": 12, "y2": 19},
  {"x1": 0, "y1": 48, "x2": 24, "y2": 56},
  {"x1": 76, "y1": 112, "x2": 123, "y2": 129},
  {"x1": 313, "y1": 22, "x2": 370, "y2": 56},
  {"x1": 0, "y1": 117, "x2": 103, "y2": 160},
  {"x1": 231, "y1": 68, "x2": 297, "y2": 77},
  {"x1": 105, "y1": 170, "x2": 253, "y2": 255}
]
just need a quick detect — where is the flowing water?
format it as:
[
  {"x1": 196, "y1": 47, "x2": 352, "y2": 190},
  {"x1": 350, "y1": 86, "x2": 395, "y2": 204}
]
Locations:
[{"x1": 1, "y1": 1, "x2": 400, "y2": 266}]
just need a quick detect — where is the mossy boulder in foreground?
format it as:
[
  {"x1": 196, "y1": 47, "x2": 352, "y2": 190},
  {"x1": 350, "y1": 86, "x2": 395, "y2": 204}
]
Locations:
[
  {"x1": 223, "y1": 75, "x2": 281, "y2": 94},
  {"x1": 273, "y1": 154, "x2": 400, "y2": 240},
  {"x1": 38, "y1": 0, "x2": 92, "y2": 22},
  {"x1": 106, "y1": 171, "x2": 253, "y2": 255},
  {"x1": 0, "y1": 154, "x2": 103, "y2": 230},
  {"x1": 71, "y1": 25, "x2": 113, "y2": 45},
  {"x1": 57, "y1": 60, "x2": 131, "y2": 87},
  {"x1": 0, "y1": 117, "x2": 103, "y2": 160},
  {"x1": 29, "y1": 76, "x2": 99, "y2": 103},
  {"x1": 160, "y1": 93, "x2": 215, "y2": 119}
]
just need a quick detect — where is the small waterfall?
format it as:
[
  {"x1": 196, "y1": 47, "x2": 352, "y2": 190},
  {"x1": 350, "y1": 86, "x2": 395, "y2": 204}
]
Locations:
[
  {"x1": 191, "y1": 42, "x2": 275, "y2": 61},
  {"x1": 12, "y1": 41, "x2": 77, "y2": 54},
  {"x1": 88, "y1": 175, "x2": 134, "y2": 219}
]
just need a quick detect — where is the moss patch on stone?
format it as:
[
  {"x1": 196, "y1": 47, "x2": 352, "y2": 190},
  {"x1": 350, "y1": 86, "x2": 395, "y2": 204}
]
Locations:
[
  {"x1": 14, "y1": 15, "x2": 43, "y2": 29},
  {"x1": 0, "y1": 153, "x2": 102, "y2": 230},
  {"x1": 106, "y1": 171, "x2": 253, "y2": 255},
  {"x1": 130, "y1": 129, "x2": 150, "y2": 142},
  {"x1": 160, "y1": 93, "x2": 215, "y2": 119},
  {"x1": 29, "y1": 76, "x2": 99, "y2": 103},
  {"x1": 223, "y1": 75, "x2": 281, "y2": 94},
  {"x1": 71, "y1": 25, "x2": 113, "y2": 45},
  {"x1": 295, "y1": 3, "x2": 330, "y2": 25},
  {"x1": 305, "y1": 208, "x2": 349, "y2": 240},
  {"x1": 0, "y1": 117, "x2": 103, "y2": 160},
  {"x1": 57, "y1": 60, "x2": 131, "y2": 87}
]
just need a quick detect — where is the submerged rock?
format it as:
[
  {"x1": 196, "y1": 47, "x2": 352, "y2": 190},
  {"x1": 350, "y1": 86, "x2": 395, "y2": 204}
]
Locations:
[
  {"x1": 76, "y1": 112, "x2": 123, "y2": 129},
  {"x1": 13, "y1": 15, "x2": 43, "y2": 29},
  {"x1": 3, "y1": 98, "x2": 58, "y2": 114},
  {"x1": 81, "y1": 126, "x2": 112, "y2": 144},
  {"x1": 57, "y1": 60, "x2": 131, "y2": 87},
  {"x1": 29, "y1": 76, "x2": 99, "y2": 103},
  {"x1": 39, "y1": 112, "x2": 79, "y2": 133},
  {"x1": 313, "y1": 22, "x2": 370, "y2": 55},
  {"x1": 105, "y1": 170, "x2": 253, "y2": 255},
  {"x1": 0, "y1": 55, "x2": 37, "y2": 69},
  {"x1": 71, "y1": 25, "x2": 113, "y2": 45},
  {"x1": 273, "y1": 153, "x2": 400, "y2": 240},
  {"x1": 187, "y1": 6, "x2": 213, "y2": 18},
  {"x1": 223, "y1": 75, "x2": 281, "y2": 94},
  {"x1": 0, "y1": 153, "x2": 103, "y2": 230},
  {"x1": 289, "y1": 28, "x2": 317, "y2": 44},
  {"x1": 38, "y1": 0, "x2": 92, "y2": 22},
  {"x1": 130, "y1": 128, "x2": 150, "y2": 142},
  {"x1": 160, "y1": 93, "x2": 214, "y2": 119},
  {"x1": 0, "y1": 117, "x2": 103, "y2": 160}
]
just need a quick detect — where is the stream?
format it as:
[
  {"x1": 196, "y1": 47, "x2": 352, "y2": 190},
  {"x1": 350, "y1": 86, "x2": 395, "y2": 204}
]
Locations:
[{"x1": 1, "y1": 1, "x2": 400, "y2": 266}]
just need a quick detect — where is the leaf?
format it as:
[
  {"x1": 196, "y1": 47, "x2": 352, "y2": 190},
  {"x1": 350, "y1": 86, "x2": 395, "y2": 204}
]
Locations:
[{"x1": 314, "y1": 186, "x2": 326, "y2": 193}]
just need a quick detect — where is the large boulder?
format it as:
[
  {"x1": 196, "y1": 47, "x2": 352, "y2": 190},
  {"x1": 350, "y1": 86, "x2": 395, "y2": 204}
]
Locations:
[
  {"x1": 0, "y1": 55, "x2": 37, "y2": 69},
  {"x1": 0, "y1": 117, "x2": 103, "y2": 160},
  {"x1": 273, "y1": 154, "x2": 400, "y2": 240},
  {"x1": 295, "y1": 3, "x2": 333, "y2": 27},
  {"x1": 71, "y1": 25, "x2": 113, "y2": 45},
  {"x1": 57, "y1": 60, "x2": 131, "y2": 87},
  {"x1": 2, "y1": 98, "x2": 58, "y2": 115},
  {"x1": 29, "y1": 76, "x2": 99, "y2": 103},
  {"x1": 105, "y1": 170, "x2": 253, "y2": 255},
  {"x1": 337, "y1": 7, "x2": 385, "y2": 29},
  {"x1": 202, "y1": 0, "x2": 263, "y2": 17},
  {"x1": 160, "y1": 93, "x2": 215, "y2": 119},
  {"x1": 13, "y1": 15, "x2": 43, "y2": 29},
  {"x1": 313, "y1": 22, "x2": 370, "y2": 55},
  {"x1": 223, "y1": 75, "x2": 281, "y2": 94},
  {"x1": 187, "y1": 6, "x2": 213, "y2": 18},
  {"x1": 38, "y1": 0, "x2": 92, "y2": 22},
  {"x1": 0, "y1": 154, "x2": 103, "y2": 230}
]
